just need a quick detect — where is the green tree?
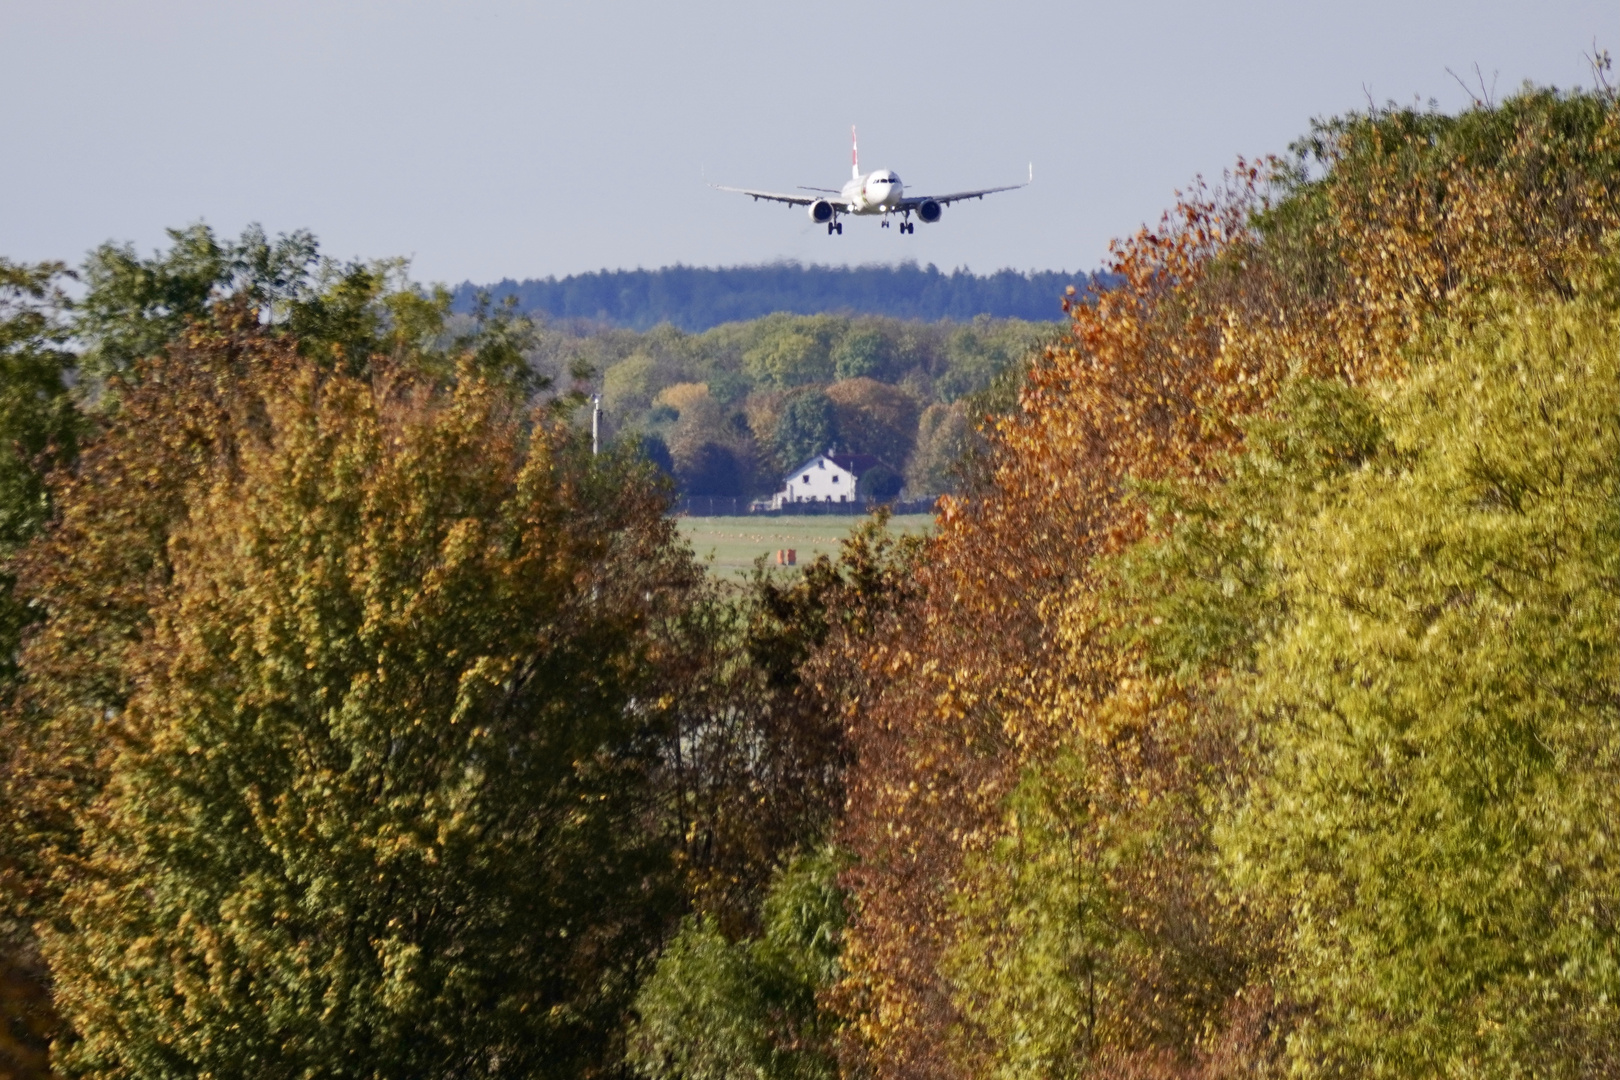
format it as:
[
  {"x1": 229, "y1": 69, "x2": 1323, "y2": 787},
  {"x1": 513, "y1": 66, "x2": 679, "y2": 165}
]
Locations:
[
  {"x1": 856, "y1": 465, "x2": 902, "y2": 501},
  {"x1": 628, "y1": 849, "x2": 847, "y2": 1080},
  {"x1": 1230, "y1": 292, "x2": 1620, "y2": 1077},
  {"x1": 742, "y1": 319, "x2": 836, "y2": 389},
  {"x1": 0, "y1": 260, "x2": 80, "y2": 687},
  {"x1": 75, "y1": 223, "x2": 317, "y2": 387},
  {"x1": 652, "y1": 509, "x2": 923, "y2": 927},
  {"x1": 934, "y1": 319, "x2": 1050, "y2": 403},
  {"x1": 73, "y1": 223, "x2": 476, "y2": 393},
  {"x1": 32, "y1": 336, "x2": 695, "y2": 1080},
  {"x1": 681, "y1": 443, "x2": 746, "y2": 497},
  {"x1": 604, "y1": 353, "x2": 662, "y2": 417},
  {"x1": 832, "y1": 327, "x2": 893, "y2": 381},
  {"x1": 771, "y1": 390, "x2": 838, "y2": 473}
]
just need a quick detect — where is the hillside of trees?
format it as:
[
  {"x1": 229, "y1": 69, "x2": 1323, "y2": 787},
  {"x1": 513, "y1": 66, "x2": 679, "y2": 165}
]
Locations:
[
  {"x1": 3, "y1": 79, "x2": 1620, "y2": 1080},
  {"x1": 536, "y1": 311, "x2": 1060, "y2": 499},
  {"x1": 452, "y1": 262, "x2": 1101, "y2": 331}
]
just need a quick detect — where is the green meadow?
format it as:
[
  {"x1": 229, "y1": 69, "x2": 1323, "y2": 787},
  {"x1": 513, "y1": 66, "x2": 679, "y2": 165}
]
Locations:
[{"x1": 678, "y1": 513, "x2": 935, "y2": 575}]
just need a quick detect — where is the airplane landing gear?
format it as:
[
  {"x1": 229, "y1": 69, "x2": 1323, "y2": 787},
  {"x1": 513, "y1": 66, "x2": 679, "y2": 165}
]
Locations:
[
  {"x1": 899, "y1": 221, "x2": 914, "y2": 234},
  {"x1": 882, "y1": 219, "x2": 891, "y2": 228},
  {"x1": 828, "y1": 221, "x2": 843, "y2": 235}
]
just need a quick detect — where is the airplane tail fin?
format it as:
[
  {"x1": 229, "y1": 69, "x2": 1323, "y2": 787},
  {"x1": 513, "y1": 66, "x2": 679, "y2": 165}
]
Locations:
[{"x1": 852, "y1": 125, "x2": 860, "y2": 179}]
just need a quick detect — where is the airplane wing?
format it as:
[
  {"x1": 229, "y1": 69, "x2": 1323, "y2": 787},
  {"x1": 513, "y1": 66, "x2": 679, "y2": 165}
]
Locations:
[
  {"x1": 899, "y1": 182, "x2": 1028, "y2": 208},
  {"x1": 712, "y1": 185, "x2": 849, "y2": 208},
  {"x1": 901, "y1": 164, "x2": 1033, "y2": 208}
]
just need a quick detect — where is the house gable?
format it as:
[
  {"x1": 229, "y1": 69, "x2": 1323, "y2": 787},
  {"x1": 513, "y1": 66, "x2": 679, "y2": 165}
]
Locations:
[{"x1": 773, "y1": 452, "x2": 865, "y2": 507}]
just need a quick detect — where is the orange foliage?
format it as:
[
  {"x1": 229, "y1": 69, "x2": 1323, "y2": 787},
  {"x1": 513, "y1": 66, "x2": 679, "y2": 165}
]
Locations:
[
  {"x1": 833, "y1": 174, "x2": 1283, "y2": 1079},
  {"x1": 833, "y1": 90, "x2": 1620, "y2": 1080}
]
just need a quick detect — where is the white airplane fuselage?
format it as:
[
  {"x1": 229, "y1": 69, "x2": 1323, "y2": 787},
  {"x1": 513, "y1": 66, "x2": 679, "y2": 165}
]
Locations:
[{"x1": 842, "y1": 169, "x2": 904, "y2": 214}]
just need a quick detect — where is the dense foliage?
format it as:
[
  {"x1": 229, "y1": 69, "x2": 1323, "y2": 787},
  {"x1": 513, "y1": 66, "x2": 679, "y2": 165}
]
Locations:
[
  {"x1": 456, "y1": 263, "x2": 1098, "y2": 331},
  {"x1": 0, "y1": 261, "x2": 79, "y2": 691},
  {"x1": 628, "y1": 849, "x2": 847, "y2": 1080},
  {"x1": 828, "y1": 81, "x2": 1620, "y2": 1080},
  {"x1": 0, "y1": 259, "x2": 81, "y2": 1079},
  {"x1": 41, "y1": 341, "x2": 689, "y2": 1080}
]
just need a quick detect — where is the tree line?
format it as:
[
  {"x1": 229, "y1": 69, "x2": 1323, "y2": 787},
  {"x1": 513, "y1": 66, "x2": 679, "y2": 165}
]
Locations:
[
  {"x1": 3, "y1": 78, "x2": 1620, "y2": 1080},
  {"x1": 453, "y1": 263, "x2": 1101, "y2": 332}
]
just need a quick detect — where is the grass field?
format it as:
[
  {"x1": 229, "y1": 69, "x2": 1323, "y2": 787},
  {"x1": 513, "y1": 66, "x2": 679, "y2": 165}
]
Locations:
[{"x1": 678, "y1": 514, "x2": 935, "y2": 576}]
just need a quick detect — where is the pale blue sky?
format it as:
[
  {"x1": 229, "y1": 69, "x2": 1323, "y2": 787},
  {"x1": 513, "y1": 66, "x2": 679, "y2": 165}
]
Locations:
[{"x1": 1, "y1": 1, "x2": 1611, "y2": 285}]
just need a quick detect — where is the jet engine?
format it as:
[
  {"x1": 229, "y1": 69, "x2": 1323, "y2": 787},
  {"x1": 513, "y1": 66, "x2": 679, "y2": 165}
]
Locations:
[
  {"x1": 808, "y1": 199, "x2": 835, "y2": 224},
  {"x1": 916, "y1": 199, "x2": 942, "y2": 224}
]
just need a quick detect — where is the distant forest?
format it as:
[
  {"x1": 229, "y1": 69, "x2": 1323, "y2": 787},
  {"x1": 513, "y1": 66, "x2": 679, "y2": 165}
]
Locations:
[{"x1": 452, "y1": 261, "x2": 1103, "y2": 331}]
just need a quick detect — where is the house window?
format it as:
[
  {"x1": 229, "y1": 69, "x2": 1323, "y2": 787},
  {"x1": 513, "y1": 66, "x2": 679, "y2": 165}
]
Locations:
[
  {"x1": 832, "y1": 475, "x2": 840, "y2": 484},
  {"x1": 803, "y1": 474, "x2": 810, "y2": 483}
]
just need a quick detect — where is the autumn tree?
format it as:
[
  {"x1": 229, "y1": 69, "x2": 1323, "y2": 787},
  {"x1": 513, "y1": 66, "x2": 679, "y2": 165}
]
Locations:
[
  {"x1": 0, "y1": 258, "x2": 81, "y2": 1080},
  {"x1": 832, "y1": 178, "x2": 1275, "y2": 1080},
  {"x1": 824, "y1": 378, "x2": 919, "y2": 469},
  {"x1": 26, "y1": 329, "x2": 695, "y2": 1080},
  {"x1": 831, "y1": 83, "x2": 1620, "y2": 1080},
  {"x1": 659, "y1": 383, "x2": 757, "y2": 496}
]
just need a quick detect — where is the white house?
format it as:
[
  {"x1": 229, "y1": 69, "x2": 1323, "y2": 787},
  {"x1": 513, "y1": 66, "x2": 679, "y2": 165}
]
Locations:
[{"x1": 768, "y1": 452, "x2": 881, "y2": 510}]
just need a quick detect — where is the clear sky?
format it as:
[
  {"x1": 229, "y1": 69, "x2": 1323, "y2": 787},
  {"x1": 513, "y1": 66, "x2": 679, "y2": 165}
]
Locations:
[{"x1": 1, "y1": 0, "x2": 1611, "y2": 286}]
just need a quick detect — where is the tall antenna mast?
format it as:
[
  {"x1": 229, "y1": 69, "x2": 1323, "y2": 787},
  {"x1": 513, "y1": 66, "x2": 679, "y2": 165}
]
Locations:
[{"x1": 591, "y1": 395, "x2": 602, "y2": 456}]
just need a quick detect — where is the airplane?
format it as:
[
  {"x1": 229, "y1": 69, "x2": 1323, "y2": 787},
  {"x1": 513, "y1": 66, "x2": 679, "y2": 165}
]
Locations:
[{"x1": 714, "y1": 127, "x2": 1030, "y2": 235}]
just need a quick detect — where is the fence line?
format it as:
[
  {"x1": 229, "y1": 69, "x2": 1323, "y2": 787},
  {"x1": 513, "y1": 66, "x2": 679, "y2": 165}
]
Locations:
[{"x1": 675, "y1": 496, "x2": 939, "y2": 518}]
